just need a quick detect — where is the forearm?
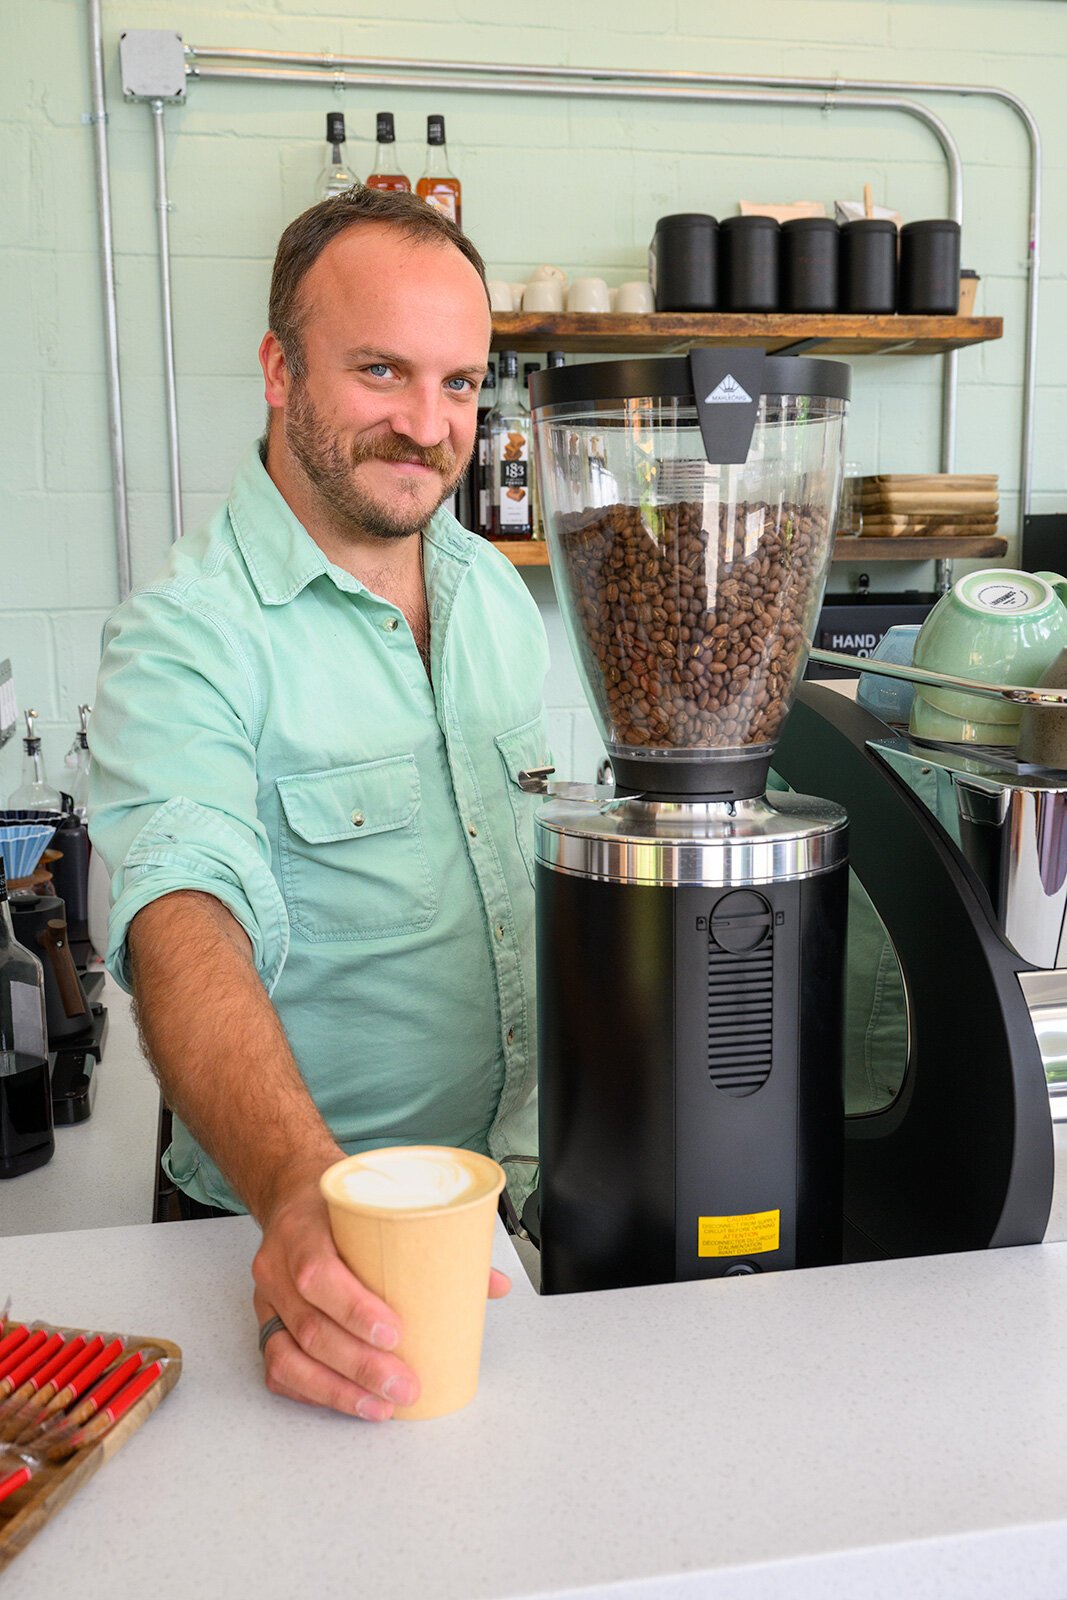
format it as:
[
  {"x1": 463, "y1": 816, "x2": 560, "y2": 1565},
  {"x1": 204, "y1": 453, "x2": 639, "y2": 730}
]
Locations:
[{"x1": 128, "y1": 891, "x2": 342, "y2": 1222}]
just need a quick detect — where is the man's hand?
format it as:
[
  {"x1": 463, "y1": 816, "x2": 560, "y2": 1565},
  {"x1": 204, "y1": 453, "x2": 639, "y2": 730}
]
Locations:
[
  {"x1": 252, "y1": 1173, "x2": 511, "y2": 1421},
  {"x1": 129, "y1": 894, "x2": 511, "y2": 1421}
]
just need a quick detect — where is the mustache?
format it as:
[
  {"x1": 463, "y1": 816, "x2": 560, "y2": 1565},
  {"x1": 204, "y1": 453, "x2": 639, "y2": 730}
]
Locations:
[{"x1": 350, "y1": 433, "x2": 457, "y2": 476}]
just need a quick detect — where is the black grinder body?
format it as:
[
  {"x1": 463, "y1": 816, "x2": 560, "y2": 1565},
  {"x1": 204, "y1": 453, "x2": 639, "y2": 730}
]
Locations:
[{"x1": 536, "y1": 840, "x2": 847, "y2": 1295}]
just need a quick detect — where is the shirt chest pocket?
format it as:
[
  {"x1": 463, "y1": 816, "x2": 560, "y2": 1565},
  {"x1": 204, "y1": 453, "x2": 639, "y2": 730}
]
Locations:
[{"x1": 276, "y1": 756, "x2": 438, "y2": 943}]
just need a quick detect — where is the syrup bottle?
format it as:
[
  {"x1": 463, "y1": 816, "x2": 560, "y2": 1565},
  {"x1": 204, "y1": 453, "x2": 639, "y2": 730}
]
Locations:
[
  {"x1": 317, "y1": 111, "x2": 359, "y2": 200},
  {"x1": 365, "y1": 113, "x2": 411, "y2": 194},
  {"x1": 486, "y1": 352, "x2": 533, "y2": 541},
  {"x1": 416, "y1": 115, "x2": 461, "y2": 228}
]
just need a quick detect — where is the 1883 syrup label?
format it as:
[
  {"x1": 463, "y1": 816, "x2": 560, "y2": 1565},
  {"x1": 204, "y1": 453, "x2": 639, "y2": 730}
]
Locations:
[{"x1": 498, "y1": 431, "x2": 531, "y2": 529}]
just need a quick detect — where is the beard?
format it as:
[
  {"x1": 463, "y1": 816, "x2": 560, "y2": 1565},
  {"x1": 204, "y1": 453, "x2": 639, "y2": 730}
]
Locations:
[{"x1": 284, "y1": 380, "x2": 469, "y2": 541}]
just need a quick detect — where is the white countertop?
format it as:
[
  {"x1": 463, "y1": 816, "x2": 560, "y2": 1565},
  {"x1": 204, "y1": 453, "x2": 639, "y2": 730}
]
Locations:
[
  {"x1": 4, "y1": 1215, "x2": 1067, "y2": 1599},
  {"x1": 6, "y1": 987, "x2": 1067, "y2": 1596}
]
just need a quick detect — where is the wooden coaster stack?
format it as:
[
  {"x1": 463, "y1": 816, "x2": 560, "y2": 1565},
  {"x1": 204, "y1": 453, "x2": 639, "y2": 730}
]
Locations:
[{"x1": 857, "y1": 474, "x2": 999, "y2": 538}]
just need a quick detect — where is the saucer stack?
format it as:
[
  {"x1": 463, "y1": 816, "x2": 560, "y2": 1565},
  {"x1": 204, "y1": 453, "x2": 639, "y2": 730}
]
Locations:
[{"x1": 857, "y1": 473, "x2": 998, "y2": 538}]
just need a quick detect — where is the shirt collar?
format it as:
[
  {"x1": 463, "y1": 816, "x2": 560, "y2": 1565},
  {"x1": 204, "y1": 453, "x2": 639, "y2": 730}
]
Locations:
[{"x1": 227, "y1": 441, "x2": 478, "y2": 607}]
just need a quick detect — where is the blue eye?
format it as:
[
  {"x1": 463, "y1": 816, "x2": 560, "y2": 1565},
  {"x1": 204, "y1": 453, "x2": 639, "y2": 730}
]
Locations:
[
  {"x1": 446, "y1": 376, "x2": 473, "y2": 393},
  {"x1": 366, "y1": 363, "x2": 391, "y2": 378}
]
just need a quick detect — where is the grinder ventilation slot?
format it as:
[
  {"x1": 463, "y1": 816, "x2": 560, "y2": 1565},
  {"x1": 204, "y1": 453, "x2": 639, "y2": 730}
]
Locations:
[{"x1": 706, "y1": 937, "x2": 774, "y2": 1097}]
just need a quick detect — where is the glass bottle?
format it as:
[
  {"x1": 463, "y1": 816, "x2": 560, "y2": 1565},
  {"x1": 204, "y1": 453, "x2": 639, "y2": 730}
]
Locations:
[
  {"x1": 365, "y1": 113, "x2": 411, "y2": 194},
  {"x1": 416, "y1": 115, "x2": 461, "y2": 228},
  {"x1": 317, "y1": 111, "x2": 359, "y2": 201},
  {"x1": 8, "y1": 710, "x2": 63, "y2": 812},
  {"x1": 0, "y1": 853, "x2": 54, "y2": 1178},
  {"x1": 64, "y1": 705, "x2": 92, "y2": 821},
  {"x1": 486, "y1": 351, "x2": 533, "y2": 541},
  {"x1": 473, "y1": 361, "x2": 496, "y2": 536}
]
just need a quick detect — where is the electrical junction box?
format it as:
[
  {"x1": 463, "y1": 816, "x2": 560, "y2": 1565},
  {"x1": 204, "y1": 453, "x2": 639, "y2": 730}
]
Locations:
[{"x1": 119, "y1": 30, "x2": 186, "y2": 102}]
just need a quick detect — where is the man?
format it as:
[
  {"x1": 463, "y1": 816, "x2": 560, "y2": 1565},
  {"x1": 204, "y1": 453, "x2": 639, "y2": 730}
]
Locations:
[{"x1": 89, "y1": 188, "x2": 551, "y2": 1422}]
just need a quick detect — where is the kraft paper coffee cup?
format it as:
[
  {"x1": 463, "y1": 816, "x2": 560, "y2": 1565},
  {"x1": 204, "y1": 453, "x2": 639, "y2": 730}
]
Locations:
[{"x1": 320, "y1": 1146, "x2": 506, "y2": 1421}]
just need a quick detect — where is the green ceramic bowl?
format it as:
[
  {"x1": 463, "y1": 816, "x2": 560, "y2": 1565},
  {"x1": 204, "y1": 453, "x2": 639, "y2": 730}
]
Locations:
[{"x1": 909, "y1": 568, "x2": 1067, "y2": 741}]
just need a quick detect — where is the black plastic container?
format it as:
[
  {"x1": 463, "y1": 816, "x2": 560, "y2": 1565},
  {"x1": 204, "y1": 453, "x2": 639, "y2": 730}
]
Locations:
[
  {"x1": 781, "y1": 218, "x2": 839, "y2": 313},
  {"x1": 839, "y1": 219, "x2": 897, "y2": 314},
  {"x1": 720, "y1": 215, "x2": 780, "y2": 312},
  {"x1": 650, "y1": 213, "x2": 718, "y2": 311},
  {"x1": 898, "y1": 219, "x2": 961, "y2": 314}
]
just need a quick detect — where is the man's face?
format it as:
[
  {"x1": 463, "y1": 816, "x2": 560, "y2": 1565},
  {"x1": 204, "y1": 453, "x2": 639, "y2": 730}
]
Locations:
[{"x1": 270, "y1": 225, "x2": 491, "y2": 541}]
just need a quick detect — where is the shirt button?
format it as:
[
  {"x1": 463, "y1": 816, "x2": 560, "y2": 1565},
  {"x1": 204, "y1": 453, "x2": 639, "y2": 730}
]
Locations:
[
  {"x1": 468, "y1": 824, "x2": 478, "y2": 838},
  {"x1": 384, "y1": 617, "x2": 399, "y2": 632},
  {"x1": 494, "y1": 923, "x2": 505, "y2": 942},
  {"x1": 351, "y1": 811, "x2": 365, "y2": 827}
]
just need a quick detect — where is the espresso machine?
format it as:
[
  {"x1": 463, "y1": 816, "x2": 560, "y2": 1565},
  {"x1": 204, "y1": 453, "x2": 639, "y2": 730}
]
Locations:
[{"x1": 526, "y1": 351, "x2": 852, "y2": 1293}]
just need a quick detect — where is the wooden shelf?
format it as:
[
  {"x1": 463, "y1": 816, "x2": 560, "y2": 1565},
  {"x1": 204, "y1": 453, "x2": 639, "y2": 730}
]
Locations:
[
  {"x1": 483, "y1": 535, "x2": 1007, "y2": 568},
  {"x1": 490, "y1": 311, "x2": 1002, "y2": 356},
  {"x1": 491, "y1": 540, "x2": 551, "y2": 565},
  {"x1": 833, "y1": 535, "x2": 1007, "y2": 561}
]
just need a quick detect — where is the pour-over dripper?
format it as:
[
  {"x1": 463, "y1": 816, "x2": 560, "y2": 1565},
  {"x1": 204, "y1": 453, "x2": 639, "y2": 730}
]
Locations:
[{"x1": 531, "y1": 352, "x2": 850, "y2": 798}]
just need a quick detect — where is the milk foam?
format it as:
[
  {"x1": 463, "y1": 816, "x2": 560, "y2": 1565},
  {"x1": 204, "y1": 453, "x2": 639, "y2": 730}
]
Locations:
[{"x1": 341, "y1": 1148, "x2": 478, "y2": 1210}]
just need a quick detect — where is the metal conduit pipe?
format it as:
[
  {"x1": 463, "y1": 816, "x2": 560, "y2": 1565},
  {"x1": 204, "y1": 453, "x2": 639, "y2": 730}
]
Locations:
[
  {"x1": 185, "y1": 61, "x2": 963, "y2": 481},
  {"x1": 149, "y1": 100, "x2": 184, "y2": 543},
  {"x1": 187, "y1": 45, "x2": 1039, "y2": 523},
  {"x1": 87, "y1": 0, "x2": 132, "y2": 600}
]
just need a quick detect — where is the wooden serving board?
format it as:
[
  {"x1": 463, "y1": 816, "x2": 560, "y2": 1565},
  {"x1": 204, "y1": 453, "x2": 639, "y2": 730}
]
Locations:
[
  {"x1": 0, "y1": 1326, "x2": 182, "y2": 1572},
  {"x1": 859, "y1": 516, "x2": 1000, "y2": 537},
  {"x1": 859, "y1": 474, "x2": 998, "y2": 491}
]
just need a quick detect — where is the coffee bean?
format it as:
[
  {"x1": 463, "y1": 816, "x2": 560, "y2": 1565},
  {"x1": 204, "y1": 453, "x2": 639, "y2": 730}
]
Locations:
[{"x1": 556, "y1": 498, "x2": 828, "y2": 751}]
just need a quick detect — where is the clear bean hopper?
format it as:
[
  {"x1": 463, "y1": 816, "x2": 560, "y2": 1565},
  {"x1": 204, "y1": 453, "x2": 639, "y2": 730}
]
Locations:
[{"x1": 532, "y1": 351, "x2": 849, "y2": 798}]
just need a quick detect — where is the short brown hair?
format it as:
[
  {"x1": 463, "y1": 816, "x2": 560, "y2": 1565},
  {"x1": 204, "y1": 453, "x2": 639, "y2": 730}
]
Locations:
[{"x1": 268, "y1": 187, "x2": 489, "y2": 378}]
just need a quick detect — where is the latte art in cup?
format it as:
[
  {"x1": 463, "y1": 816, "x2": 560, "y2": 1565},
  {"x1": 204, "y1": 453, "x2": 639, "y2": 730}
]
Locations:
[
  {"x1": 320, "y1": 1145, "x2": 507, "y2": 1419},
  {"x1": 340, "y1": 1148, "x2": 480, "y2": 1210}
]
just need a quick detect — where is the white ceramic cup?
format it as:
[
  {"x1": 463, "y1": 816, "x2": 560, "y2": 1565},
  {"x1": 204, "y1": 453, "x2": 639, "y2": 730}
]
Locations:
[
  {"x1": 614, "y1": 280, "x2": 656, "y2": 314},
  {"x1": 508, "y1": 283, "x2": 527, "y2": 309},
  {"x1": 522, "y1": 280, "x2": 565, "y2": 313},
  {"x1": 567, "y1": 277, "x2": 611, "y2": 313},
  {"x1": 530, "y1": 264, "x2": 567, "y2": 285},
  {"x1": 486, "y1": 280, "x2": 514, "y2": 312}
]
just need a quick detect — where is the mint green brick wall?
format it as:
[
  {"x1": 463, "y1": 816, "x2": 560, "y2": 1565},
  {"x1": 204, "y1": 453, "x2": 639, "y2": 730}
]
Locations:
[{"x1": 2, "y1": 0, "x2": 1066, "y2": 792}]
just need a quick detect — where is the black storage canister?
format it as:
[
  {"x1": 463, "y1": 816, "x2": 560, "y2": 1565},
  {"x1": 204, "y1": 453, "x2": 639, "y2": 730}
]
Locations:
[
  {"x1": 720, "y1": 215, "x2": 780, "y2": 313},
  {"x1": 839, "y1": 219, "x2": 897, "y2": 314},
  {"x1": 781, "y1": 218, "x2": 839, "y2": 313},
  {"x1": 898, "y1": 219, "x2": 961, "y2": 314},
  {"x1": 650, "y1": 213, "x2": 718, "y2": 312}
]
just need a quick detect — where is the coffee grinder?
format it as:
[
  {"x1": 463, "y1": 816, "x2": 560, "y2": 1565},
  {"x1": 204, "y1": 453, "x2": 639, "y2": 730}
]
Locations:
[{"x1": 526, "y1": 350, "x2": 851, "y2": 1293}]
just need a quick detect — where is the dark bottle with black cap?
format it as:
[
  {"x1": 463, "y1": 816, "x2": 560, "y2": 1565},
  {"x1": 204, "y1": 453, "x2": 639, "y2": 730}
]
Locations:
[
  {"x1": 317, "y1": 112, "x2": 359, "y2": 200},
  {"x1": 839, "y1": 219, "x2": 897, "y2": 313},
  {"x1": 0, "y1": 853, "x2": 53, "y2": 1178},
  {"x1": 471, "y1": 361, "x2": 497, "y2": 535},
  {"x1": 366, "y1": 113, "x2": 411, "y2": 194},
  {"x1": 720, "y1": 216, "x2": 780, "y2": 312},
  {"x1": 650, "y1": 214, "x2": 718, "y2": 311}
]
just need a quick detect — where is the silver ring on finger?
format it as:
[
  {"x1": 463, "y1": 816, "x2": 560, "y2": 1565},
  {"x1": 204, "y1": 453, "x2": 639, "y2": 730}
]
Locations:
[{"x1": 258, "y1": 1313, "x2": 287, "y2": 1356}]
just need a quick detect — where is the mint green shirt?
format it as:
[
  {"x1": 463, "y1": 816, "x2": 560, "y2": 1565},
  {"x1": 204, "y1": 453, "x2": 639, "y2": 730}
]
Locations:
[{"x1": 89, "y1": 444, "x2": 551, "y2": 1212}]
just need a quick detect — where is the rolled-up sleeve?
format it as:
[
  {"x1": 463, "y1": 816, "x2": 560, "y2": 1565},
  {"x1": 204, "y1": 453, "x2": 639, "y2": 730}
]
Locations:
[{"x1": 88, "y1": 589, "x2": 289, "y2": 994}]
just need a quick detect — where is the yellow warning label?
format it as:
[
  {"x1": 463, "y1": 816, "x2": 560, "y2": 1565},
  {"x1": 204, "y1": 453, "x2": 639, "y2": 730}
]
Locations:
[{"x1": 698, "y1": 1209, "x2": 780, "y2": 1257}]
